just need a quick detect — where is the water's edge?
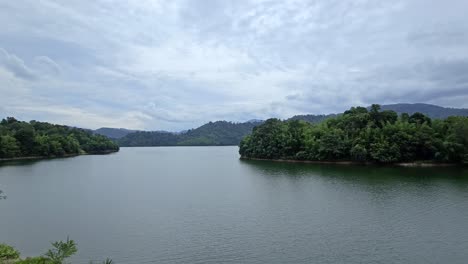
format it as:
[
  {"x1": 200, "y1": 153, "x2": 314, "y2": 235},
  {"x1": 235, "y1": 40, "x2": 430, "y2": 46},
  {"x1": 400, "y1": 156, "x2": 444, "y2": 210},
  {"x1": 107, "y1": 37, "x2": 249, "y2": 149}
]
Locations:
[
  {"x1": 0, "y1": 150, "x2": 119, "y2": 162},
  {"x1": 240, "y1": 156, "x2": 462, "y2": 167}
]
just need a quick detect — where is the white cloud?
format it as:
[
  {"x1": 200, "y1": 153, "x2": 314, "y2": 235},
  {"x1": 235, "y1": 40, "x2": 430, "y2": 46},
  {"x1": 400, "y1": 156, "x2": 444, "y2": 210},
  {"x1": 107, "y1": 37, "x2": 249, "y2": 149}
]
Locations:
[
  {"x1": 0, "y1": 48, "x2": 36, "y2": 80},
  {"x1": 0, "y1": 0, "x2": 467, "y2": 130}
]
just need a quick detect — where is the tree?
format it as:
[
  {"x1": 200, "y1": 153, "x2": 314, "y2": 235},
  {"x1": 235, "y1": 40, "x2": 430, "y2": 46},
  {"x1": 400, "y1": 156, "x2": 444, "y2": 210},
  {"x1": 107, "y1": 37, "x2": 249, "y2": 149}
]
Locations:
[
  {"x1": 0, "y1": 135, "x2": 21, "y2": 158},
  {"x1": 370, "y1": 139, "x2": 401, "y2": 163},
  {"x1": 239, "y1": 119, "x2": 288, "y2": 159},
  {"x1": 44, "y1": 237, "x2": 77, "y2": 264},
  {"x1": 409, "y1": 112, "x2": 431, "y2": 125},
  {"x1": 350, "y1": 144, "x2": 368, "y2": 161},
  {"x1": 0, "y1": 237, "x2": 113, "y2": 264},
  {"x1": 316, "y1": 128, "x2": 349, "y2": 160},
  {"x1": 13, "y1": 123, "x2": 36, "y2": 155},
  {"x1": 284, "y1": 120, "x2": 307, "y2": 157},
  {"x1": 0, "y1": 243, "x2": 20, "y2": 261}
]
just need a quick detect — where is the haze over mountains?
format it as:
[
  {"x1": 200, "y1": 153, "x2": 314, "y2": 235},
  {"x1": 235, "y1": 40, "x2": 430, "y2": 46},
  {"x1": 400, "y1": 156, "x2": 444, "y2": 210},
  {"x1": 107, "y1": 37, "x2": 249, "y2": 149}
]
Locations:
[{"x1": 91, "y1": 103, "x2": 468, "y2": 146}]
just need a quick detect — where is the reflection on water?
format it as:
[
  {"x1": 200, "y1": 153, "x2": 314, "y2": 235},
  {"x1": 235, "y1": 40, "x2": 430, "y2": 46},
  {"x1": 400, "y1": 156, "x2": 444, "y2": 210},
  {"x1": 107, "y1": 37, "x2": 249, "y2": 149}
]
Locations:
[{"x1": 240, "y1": 159, "x2": 468, "y2": 188}]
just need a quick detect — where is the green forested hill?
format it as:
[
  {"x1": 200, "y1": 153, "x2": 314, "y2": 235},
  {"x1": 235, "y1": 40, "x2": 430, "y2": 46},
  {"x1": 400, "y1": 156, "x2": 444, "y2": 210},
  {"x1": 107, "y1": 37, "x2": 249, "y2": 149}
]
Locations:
[
  {"x1": 93, "y1": 127, "x2": 138, "y2": 139},
  {"x1": 239, "y1": 105, "x2": 468, "y2": 164},
  {"x1": 116, "y1": 131, "x2": 179, "y2": 146},
  {"x1": 0, "y1": 117, "x2": 119, "y2": 159},
  {"x1": 118, "y1": 121, "x2": 261, "y2": 146}
]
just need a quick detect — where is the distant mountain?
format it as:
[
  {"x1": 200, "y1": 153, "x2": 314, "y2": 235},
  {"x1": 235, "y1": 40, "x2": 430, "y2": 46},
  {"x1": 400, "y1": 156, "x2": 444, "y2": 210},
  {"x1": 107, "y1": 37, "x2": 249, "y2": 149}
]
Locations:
[
  {"x1": 117, "y1": 131, "x2": 179, "y2": 146},
  {"x1": 177, "y1": 120, "x2": 262, "y2": 145},
  {"x1": 379, "y1": 103, "x2": 468, "y2": 119},
  {"x1": 288, "y1": 103, "x2": 468, "y2": 124},
  {"x1": 115, "y1": 103, "x2": 468, "y2": 147},
  {"x1": 117, "y1": 120, "x2": 262, "y2": 147},
  {"x1": 94, "y1": 127, "x2": 138, "y2": 139}
]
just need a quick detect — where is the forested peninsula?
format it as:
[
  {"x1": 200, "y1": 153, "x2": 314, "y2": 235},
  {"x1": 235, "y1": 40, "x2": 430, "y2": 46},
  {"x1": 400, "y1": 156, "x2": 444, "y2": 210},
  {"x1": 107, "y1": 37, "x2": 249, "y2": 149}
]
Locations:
[
  {"x1": 239, "y1": 105, "x2": 468, "y2": 164},
  {"x1": 0, "y1": 117, "x2": 119, "y2": 160}
]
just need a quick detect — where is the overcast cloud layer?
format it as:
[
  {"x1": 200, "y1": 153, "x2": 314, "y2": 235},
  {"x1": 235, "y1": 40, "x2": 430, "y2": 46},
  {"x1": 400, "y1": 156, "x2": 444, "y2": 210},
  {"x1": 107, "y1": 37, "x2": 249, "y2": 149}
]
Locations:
[{"x1": 1, "y1": 0, "x2": 468, "y2": 130}]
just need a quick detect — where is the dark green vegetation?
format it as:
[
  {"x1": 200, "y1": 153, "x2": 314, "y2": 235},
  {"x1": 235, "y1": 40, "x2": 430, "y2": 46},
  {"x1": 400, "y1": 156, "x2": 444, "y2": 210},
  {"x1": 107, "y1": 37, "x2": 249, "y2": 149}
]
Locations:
[
  {"x1": 118, "y1": 121, "x2": 261, "y2": 146},
  {"x1": 1, "y1": 243, "x2": 20, "y2": 261},
  {"x1": 288, "y1": 114, "x2": 336, "y2": 124},
  {"x1": 0, "y1": 238, "x2": 111, "y2": 264},
  {"x1": 0, "y1": 117, "x2": 119, "y2": 159},
  {"x1": 240, "y1": 105, "x2": 468, "y2": 164}
]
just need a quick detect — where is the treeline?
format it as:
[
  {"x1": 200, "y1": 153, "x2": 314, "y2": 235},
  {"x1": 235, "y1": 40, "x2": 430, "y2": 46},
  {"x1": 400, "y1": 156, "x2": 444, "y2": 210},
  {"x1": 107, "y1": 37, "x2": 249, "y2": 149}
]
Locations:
[
  {"x1": 118, "y1": 121, "x2": 260, "y2": 146},
  {"x1": 239, "y1": 105, "x2": 468, "y2": 164},
  {"x1": 288, "y1": 113, "x2": 337, "y2": 123},
  {"x1": 0, "y1": 117, "x2": 119, "y2": 159}
]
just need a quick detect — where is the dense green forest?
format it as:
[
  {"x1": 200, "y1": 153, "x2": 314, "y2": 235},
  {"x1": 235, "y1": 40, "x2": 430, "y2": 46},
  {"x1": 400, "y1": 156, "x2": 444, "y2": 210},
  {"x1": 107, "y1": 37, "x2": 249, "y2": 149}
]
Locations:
[
  {"x1": 239, "y1": 105, "x2": 468, "y2": 164},
  {"x1": 118, "y1": 121, "x2": 261, "y2": 146},
  {"x1": 0, "y1": 117, "x2": 119, "y2": 159}
]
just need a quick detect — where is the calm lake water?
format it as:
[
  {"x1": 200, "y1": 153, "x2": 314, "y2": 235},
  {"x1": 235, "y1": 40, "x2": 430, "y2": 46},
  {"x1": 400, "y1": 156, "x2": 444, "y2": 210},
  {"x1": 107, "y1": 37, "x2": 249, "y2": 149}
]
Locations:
[{"x1": 1, "y1": 146, "x2": 468, "y2": 263}]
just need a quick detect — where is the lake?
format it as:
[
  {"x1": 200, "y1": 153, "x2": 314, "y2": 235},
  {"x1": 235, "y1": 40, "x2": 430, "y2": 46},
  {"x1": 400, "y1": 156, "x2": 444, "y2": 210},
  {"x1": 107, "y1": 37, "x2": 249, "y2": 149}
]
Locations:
[{"x1": 1, "y1": 146, "x2": 468, "y2": 263}]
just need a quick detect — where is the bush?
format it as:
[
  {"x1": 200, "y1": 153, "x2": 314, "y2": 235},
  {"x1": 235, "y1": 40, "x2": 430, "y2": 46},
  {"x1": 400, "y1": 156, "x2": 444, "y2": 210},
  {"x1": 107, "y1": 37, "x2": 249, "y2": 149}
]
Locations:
[
  {"x1": 44, "y1": 237, "x2": 77, "y2": 264},
  {"x1": 0, "y1": 239, "x2": 112, "y2": 264},
  {"x1": 15, "y1": 256, "x2": 53, "y2": 264},
  {"x1": 0, "y1": 243, "x2": 20, "y2": 260}
]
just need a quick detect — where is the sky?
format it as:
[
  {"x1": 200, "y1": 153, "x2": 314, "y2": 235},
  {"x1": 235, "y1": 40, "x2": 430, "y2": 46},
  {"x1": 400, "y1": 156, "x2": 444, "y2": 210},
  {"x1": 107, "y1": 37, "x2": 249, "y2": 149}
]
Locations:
[{"x1": 1, "y1": 0, "x2": 468, "y2": 131}]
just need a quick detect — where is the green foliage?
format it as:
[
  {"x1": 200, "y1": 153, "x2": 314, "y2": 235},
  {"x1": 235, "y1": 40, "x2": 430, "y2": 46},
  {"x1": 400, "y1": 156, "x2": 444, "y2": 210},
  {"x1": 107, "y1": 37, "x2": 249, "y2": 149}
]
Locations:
[
  {"x1": 239, "y1": 104, "x2": 468, "y2": 164},
  {"x1": 350, "y1": 144, "x2": 367, "y2": 161},
  {"x1": 14, "y1": 256, "x2": 53, "y2": 264},
  {"x1": 0, "y1": 135, "x2": 21, "y2": 158},
  {"x1": 239, "y1": 119, "x2": 288, "y2": 159},
  {"x1": 0, "y1": 117, "x2": 119, "y2": 159},
  {"x1": 0, "y1": 243, "x2": 20, "y2": 260},
  {"x1": 288, "y1": 114, "x2": 336, "y2": 124},
  {"x1": 44, "y1": 237, "x2": 77, "y2": 264},
  {"x1": 0, "y1": 238, "x2": 112, "y2": 264}
]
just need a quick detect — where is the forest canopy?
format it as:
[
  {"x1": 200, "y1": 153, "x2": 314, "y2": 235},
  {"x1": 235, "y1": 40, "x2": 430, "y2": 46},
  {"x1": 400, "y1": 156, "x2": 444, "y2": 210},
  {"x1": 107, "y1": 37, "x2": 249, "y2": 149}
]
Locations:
[
  {"x1": 0, "y1": 117, "x2": 119, "y2": 159},
  {"x1": 239, "y1": 105, "x2": 468, "y2": 164}
]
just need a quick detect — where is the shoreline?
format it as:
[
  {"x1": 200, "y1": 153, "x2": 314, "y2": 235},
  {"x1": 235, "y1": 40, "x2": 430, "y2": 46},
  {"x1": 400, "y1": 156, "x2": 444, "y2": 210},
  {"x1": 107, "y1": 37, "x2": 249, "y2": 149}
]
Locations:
[
  {"x1": 0, "y1": 150, "x2": 119, "y2": 162},
  {"x1": 240, "y1": 157, "x2": 461, "y2": 167}
]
